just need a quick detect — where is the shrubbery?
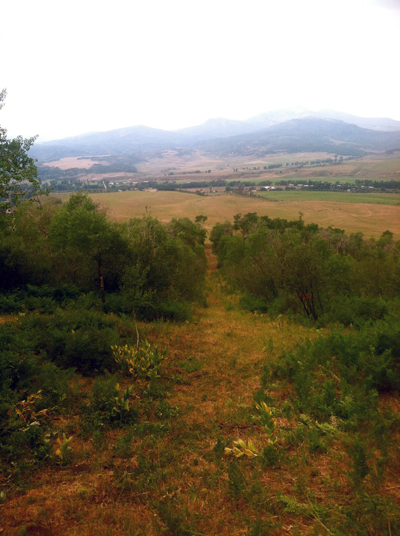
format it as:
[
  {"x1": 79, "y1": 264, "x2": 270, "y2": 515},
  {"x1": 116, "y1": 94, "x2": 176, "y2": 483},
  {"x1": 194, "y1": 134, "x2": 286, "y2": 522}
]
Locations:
[
  {"x1": 0, "y1": 193, "x2": 207, "y2": 319},
  {"x1": 211, "y1": 213, "x2": 400, "y2": 323}
]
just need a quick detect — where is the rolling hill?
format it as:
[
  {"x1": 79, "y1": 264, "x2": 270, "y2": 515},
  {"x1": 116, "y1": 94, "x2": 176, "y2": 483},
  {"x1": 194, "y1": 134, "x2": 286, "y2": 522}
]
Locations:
[{"x1": 29, "y1": 111, "x2": 400, "y2": 164}]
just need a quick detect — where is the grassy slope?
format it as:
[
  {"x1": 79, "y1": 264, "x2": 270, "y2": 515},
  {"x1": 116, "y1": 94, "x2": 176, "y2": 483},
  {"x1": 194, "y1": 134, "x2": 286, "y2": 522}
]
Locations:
[
  {"x1": 2, "y1": 249, "x2": 399, "y2": 535},
  {"x1": 0, "y1": 254, "x2": 321, "y2": 535}
]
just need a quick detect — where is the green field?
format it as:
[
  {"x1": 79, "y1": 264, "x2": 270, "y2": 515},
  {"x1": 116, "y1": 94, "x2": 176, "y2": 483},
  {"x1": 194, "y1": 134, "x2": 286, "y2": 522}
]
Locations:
[{"x1": 258, "y1": 190, "x2": 400, "y2": 204}]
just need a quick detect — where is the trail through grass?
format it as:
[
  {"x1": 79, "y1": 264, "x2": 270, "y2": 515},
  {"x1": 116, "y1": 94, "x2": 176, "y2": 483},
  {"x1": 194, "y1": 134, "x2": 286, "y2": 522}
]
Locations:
[{"x1": 1, "y1": 246, "x2": 399, "y2": 535}]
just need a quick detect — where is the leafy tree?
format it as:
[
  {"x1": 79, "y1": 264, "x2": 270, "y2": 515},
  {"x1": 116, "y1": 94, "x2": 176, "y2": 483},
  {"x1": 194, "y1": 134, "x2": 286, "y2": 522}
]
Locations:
[
  {"x1": 195, "y1": 214, "x2": 208, "y2": 225},
  {"x1": 123, "y1": 216, "x2": 206, "y2": 309},
  {"x1": 0, "y1": 89, "x2": 45, "y2": 213},
  {"x1": 167, "y1": 217, "x2": 207, "y2": 248},
  {"x1": 233, "y1": 212, "x2": 259, "y2": 241},
  {"x1": 209, "y1": 221, "x2": 233, "y2": 256},
  {"x1": 0, "y1": 198, "x2": 60, "y2": 290},
  {"x1": 49, "y1": 193, "x2": 129, "y2": 301}
]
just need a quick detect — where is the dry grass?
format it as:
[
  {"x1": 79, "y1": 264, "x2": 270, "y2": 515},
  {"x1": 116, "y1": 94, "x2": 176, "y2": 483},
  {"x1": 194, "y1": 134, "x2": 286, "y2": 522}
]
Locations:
[
  {"x1": 78, "y1": 190, "x2": 400, "y2": 238},
  {"x1": 44, "y1": 149, "x2": 400, "y2": 183},
  {"x1": 130, "y1": 149, "x2": 400, "y2": 183},
  {"x1": 43, "y1": 157, "x2": 104, "y2": 170},
  {"x1": 0, "y1": 273, "x2": 317, "y2": 535},
  {"x1": 1, "y1": 248, "x2": 399, "y2": 535}
]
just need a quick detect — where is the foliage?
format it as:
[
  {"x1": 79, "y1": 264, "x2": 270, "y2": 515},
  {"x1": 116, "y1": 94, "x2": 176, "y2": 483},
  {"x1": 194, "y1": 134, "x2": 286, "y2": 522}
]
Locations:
[
  {"x1": 122, "y1": 216, "x2": 206, "y2": 311},
  {"x1": 1, "y1": 195, "x2": 206, "y2": 319},
  {"x1": 212, "y1": 213, "x2": 400, "y2": 321},
  {"x1": 85, "y1": 376, "x2": 139, "y2": 427},
  {"x1": 256, "y1": 401, "x2": 278, "y2": 444},
  {"x1": 112, "y1": 340, "x2": 167, "y2": 380},
  {"x1": 55, "y1": 433, "x2": 74, "y2": 465},
  {"x1": 224, "y1": 438, "x2": 258, "y2": 458},
  {"x1": 49, "y1": 193, "x2": 129, "y2": 301},
  {"x1": 0, "y1": 89, "x2": 47, "y2": 213}
]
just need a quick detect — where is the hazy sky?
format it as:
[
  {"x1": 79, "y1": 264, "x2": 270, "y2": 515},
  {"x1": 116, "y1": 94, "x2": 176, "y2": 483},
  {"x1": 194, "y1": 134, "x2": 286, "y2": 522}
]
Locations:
[{"x1": 1, "y1": 0, "x2": 400, "y2": 141}]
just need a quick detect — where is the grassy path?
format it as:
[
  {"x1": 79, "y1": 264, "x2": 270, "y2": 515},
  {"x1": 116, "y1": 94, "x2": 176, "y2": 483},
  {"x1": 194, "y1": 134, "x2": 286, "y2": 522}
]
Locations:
[{"x1": 2, "y1": 248, "x2": 399, "y2": 535}]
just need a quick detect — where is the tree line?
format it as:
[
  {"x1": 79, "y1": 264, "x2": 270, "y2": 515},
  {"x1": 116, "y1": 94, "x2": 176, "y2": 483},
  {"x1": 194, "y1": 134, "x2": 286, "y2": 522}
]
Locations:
[{"x1": 0, "y1": 194, "x2": 207, "y2": 320}]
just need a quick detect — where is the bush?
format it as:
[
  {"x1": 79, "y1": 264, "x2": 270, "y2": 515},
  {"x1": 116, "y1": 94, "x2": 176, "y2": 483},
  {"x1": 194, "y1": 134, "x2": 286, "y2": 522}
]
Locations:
[
  {"x1": 262, "y1": 319, "x2": 400, "y2": 425},
  {"x1": 0, "y1": 284, "x2": 82, "y2": 314},
  {"x1": 319, "y1": 296, "x2": 389, "y2": 328},
  {"x1": 239, "y1": 294, "x2": 269, "y2": 313},
  {"x1": 83, "y1": 375, "x2": 139, "y2": 427},
  {"x1": 1, "y1": 310, "x2": 139, "y2": 376}
]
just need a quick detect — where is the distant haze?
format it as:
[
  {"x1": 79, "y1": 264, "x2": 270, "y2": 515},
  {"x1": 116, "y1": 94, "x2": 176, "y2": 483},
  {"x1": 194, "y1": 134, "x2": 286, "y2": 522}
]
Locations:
[{"x1": 1, "y1": 0, "x2": 400, "y2": 141}]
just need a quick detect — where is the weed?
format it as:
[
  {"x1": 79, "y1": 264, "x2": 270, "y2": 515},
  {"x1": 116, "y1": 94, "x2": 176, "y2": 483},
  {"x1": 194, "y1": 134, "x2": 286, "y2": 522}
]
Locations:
[
  {"x1": 227, "y1": 461, "x2": 246, "y2": 500},
  {"x1": 112, "y1": 340, "x2": 167, "y2": 380},
  {"x1": 213, "y1": 436, "x2": 228, "y2": 462},
  {"x1": 55, "y1": 433, "x2": 74, "y2": 466},
  {"x1": 256, "y1": 401, "x2": 278, "y2": 444},
  {"x1": 113, "y1": 429, "x2": 134, "y2": 458},
  {"x1": 9, "y1": 390, "x2": 49, "y2": 424},
  {"x1": 84, "y1": 376, "x2": 139, "y2": 427},
  {"x1": 155, "y1": 501, "x2": 205, "y2": 535},
  {"x1": 176, "y1": 355, "x2": 203, "y2": 374},
  {"x1": 155, "y1": 400, "x2": 180, "y2": 420},
  {"x1": 347, "y1": 435, "x2": 370, "y2": 490},
  {"x1": 247, "y1": 517, "x2": 282, "y2": 535},
  {"x1": 225, "y1": 439, "x2": 258, "y2": 458},
  {"x1": 275, "y1": 493, "x2": 308, "y2": 516},
  {"x1": 262, "y1": 445, "x2": 280, "y2": 467}
]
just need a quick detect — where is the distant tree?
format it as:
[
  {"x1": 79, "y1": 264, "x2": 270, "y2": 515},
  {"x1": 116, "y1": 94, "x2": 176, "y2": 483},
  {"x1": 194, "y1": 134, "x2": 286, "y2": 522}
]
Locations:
[{"x1": 195, "y1": 214, "x2": 208, "y2": 225}]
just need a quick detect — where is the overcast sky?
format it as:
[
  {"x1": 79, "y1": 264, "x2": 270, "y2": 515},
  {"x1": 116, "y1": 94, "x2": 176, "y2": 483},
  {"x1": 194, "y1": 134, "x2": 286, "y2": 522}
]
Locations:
[{"x1": 1, "y1": 0, "x2": 400, "y2": 141}]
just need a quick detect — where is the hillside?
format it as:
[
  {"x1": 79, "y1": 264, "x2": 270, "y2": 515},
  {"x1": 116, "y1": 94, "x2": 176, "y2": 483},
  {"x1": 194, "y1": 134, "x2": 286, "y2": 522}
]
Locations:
[
  {"x1": 246, "y1": 107, "x2": 400, "y2": 132},
  {"x1": 30, "y1": 113, "x2": 400, "y2": 164},
  {"x1": 198, "y1": 118, "x2": 400, "y2": 157}
]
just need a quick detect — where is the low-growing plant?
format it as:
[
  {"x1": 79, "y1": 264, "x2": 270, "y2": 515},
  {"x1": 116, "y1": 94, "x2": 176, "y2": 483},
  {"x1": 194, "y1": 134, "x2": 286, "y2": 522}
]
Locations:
[
  {"x1": 9, "y1": 390, "x2": 49, "y2": 424},
  {"x1": 155, "y1": 400, "x2": 180, "y2": 420},
  {"x1": 55, "y1": 433, "x2": 74, "y2": 466},
  {"x1": 256, "y1": 401, "x2": 278, "y2": 444},
  {"x1": 227, "y1": 461, "x2": 247, "y2": 500},
  {"x1": 155, "y1": 501, "x2": 205, "y2": 536},
  {"x1": 225, "y1": 438, "x2": 258, "y2": 458},
  {"x1": 262, "y1": 444, "x2": 281, "y2": 467},
  {"x1": 84, "y1": 376, "x2": 139, "y2": 427},
  {"x1": 112, "y1": 340, "x2": 167, "y2": 380},
  {"x1": 113, "y1": 429, "x2": 135, "y2": 458}
]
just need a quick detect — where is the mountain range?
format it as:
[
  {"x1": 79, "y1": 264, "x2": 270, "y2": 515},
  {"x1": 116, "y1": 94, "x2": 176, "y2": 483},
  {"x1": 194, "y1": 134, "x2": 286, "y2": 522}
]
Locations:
[{"x1": 30, "y1": 108, "x2": 400, "y2": 163}]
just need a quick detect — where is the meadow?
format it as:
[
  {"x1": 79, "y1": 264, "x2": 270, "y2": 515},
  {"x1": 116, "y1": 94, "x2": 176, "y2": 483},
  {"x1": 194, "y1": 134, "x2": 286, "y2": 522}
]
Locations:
[
  {"x1": 44, "y1": 150, "x2": 400, "y2": 183},
  {"x1": 82, "y1": 190, "x2": 400, "y2": 238},
  {"x1": 257, "y1": 190, "x2": 400, "y2": 205}
]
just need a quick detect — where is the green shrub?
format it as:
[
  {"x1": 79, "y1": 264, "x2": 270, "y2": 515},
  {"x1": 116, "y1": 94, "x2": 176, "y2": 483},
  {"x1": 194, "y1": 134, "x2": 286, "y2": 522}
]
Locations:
[
  {"x1": 239, "y1": 294, "x2": 269, "y2": 314},
  {"x1": 17, "y1": 310, "x2": 129, "y2": 374},
  {"x1": 112, "y1": 340, "x2": 167, "y2": 380},
  {"x1": 83, "y1": 375, "x2": 139, "y2": 427}
]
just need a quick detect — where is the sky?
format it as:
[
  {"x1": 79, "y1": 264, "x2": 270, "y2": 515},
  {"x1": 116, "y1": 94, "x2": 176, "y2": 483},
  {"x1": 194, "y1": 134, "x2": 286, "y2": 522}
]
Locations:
[{"x1": 1, "y1": 0, "x2": 400, "y2": 141}]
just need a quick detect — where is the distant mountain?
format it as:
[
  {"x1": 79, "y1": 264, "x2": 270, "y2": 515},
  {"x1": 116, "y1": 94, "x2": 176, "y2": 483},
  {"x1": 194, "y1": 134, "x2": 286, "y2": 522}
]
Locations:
[
  {"x1": 246, "y1": 107, "x2": 312, "y2": 129},
  {"x1": 30, "y1": 125, "x2": 184, "y2": 162},
  {"x1": 197, "y1": 117, "x2": 400, "y2": 157},
  {"x1": 175, "y1": 117, "x2": 258, "y2": 141},
  {"x1": 30, "y1": 111, "x2": 400, "y2": 164},
  {"x1": 246, "y1": 108, "x2": 400, "y2": 132},
  {"x1": 312, "y1": 110, "x2": 400, "y2": 132}
]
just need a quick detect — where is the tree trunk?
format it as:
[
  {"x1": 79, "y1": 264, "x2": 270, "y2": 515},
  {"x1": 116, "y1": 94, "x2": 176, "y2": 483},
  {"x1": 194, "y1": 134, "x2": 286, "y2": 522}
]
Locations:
[{"x1": 98, "y1": 259, "x2": 105, "y2": 303}]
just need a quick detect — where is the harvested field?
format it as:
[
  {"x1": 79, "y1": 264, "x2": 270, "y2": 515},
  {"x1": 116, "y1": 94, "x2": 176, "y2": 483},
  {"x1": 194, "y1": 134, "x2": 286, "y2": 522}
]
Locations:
[{"x1": 79, "y1": 191, "x2": 400, "y2": 238}]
